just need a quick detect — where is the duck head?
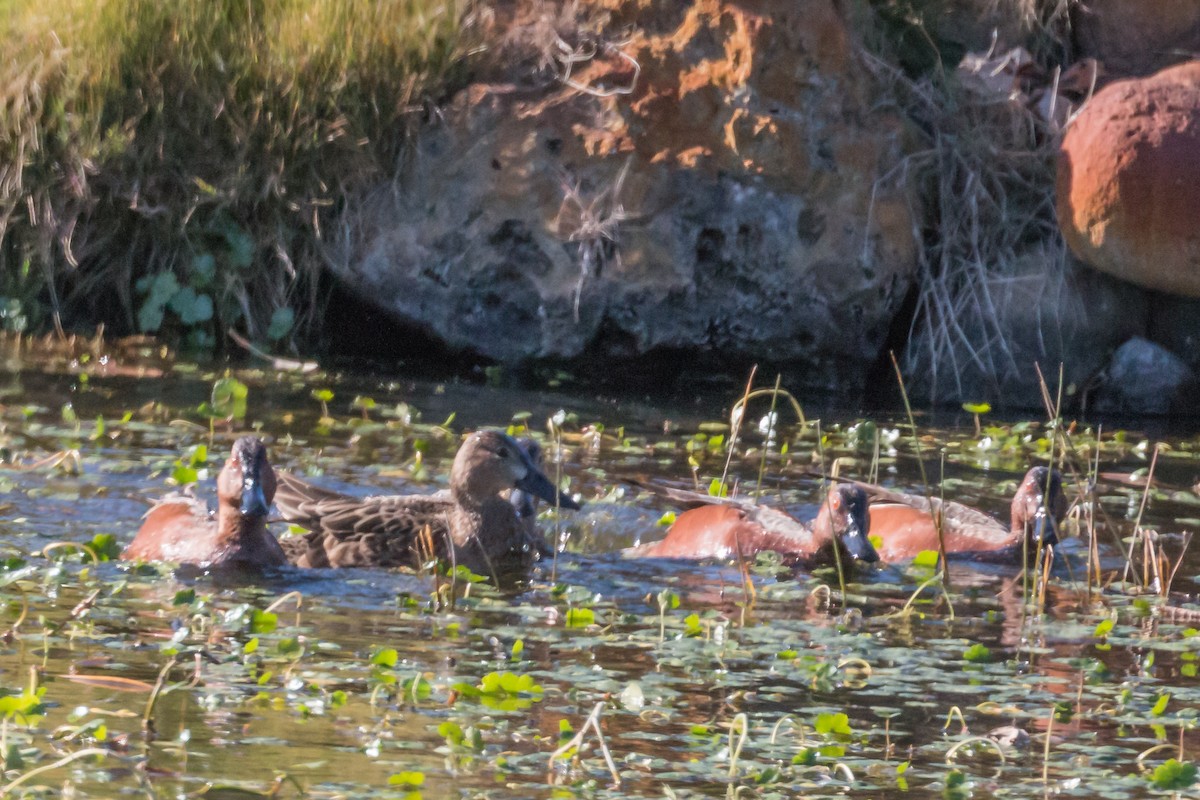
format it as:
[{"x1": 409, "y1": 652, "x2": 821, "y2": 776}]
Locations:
[
  {"x1": 217, "y1": 436, "x2": 276, "y2": 520},
  {"x1": 452, "y1": 431, "x2": 580, "y2": 510},
  {"x1": 814, "y1": 484, "x2": 878, "y2": 564},
  {"x1": 1012, "y1": 466, "x2": 1066, "y2": 551}
]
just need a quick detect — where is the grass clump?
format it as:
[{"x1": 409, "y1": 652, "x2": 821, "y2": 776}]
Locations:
[
  {"x1": 0, "y1": 0, "x2": 475, "y2": 349},
  {"x1": 854, "y1": 0, "x2": 1083, "y2": 404}
]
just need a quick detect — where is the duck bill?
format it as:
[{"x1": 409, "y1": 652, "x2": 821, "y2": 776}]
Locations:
[
  {"x1": 515, "y1": 462, "x2": 580, "y2": 511},
  {"x1": 1029, "y1": 512, "x2": 1058, "y2": 549},
  {"x1": 240, "y1": 466, "x2": 271, "y2": 518},
  {"x1": 841, "y1": 513, "x2": 879, "y2": 563}
]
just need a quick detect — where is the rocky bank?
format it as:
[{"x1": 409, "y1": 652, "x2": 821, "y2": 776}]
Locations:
[{"x1": 324, "y1": 0, "x2": 1200, "y2": 412}]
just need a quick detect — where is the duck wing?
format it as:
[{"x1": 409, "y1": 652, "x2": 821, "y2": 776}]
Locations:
[
  {"x1": 274, "y1": 472, "x2": 453, "y2": 568},
  {"x1": 841, "y1": 480, "x2": 1001, "y2": 530}
]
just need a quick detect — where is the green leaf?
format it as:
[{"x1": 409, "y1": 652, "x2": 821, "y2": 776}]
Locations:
[
  {"x1": 963, "y1": 643, "x2": 991, "y2": 663},
  {"x1": 565, "y1": 608, "x2": 595, "y2": 628},
  {"x1": 191, "y1": 252, "x2": 217, "y2": 285},
  {"x1": 210, "y1": 377, "x2": 248, "y2": 419},
  {"x1": 961, "y1": 402, "x2": 991, "y2": 414},
  {"x1": 1093, "y1": 619, "x2": 1114, "y2": 637},
  {"x1": 656, "y1": 511, "x2": 676, "y2": 526},
  {"x1": 276, "y1": 638, "x2": 302, "y2": 657},
  {"x1": 372, "y1": 648, "x2": 398, "y2": 668},
  {"x1": 1151, "y1": 693, "x2": 1170, "y2": 716},
  {"x1": 172, "y1": 465, "x2": 199, "y2": 486},
  {"x1": 311, "y1": 389, "x2": 334, "y2": 403},
  {"x1": 173, "y1": 589, "x2": 196, "y2": 606},
  {"x1": 388, "y1": 771, "x2": 425, "y2": 788},
  {"x1": 249, "y1": 610, "x2": 277, "y2": 634},
  {"x1": 707, "y1": 478, "x2": 728, "y2": 497},
  {"x1": 1150, "y1": 759, "x2": 1197, "y2": 790},
  {"x1": 267, "y1": 307, "x2": 295, "y2": 341},
  {"x1": 438, "y1": 721, "x2": 464, "y2": 746},
  {"x1": 814, "y1": 712, "x2": 852, "y2": 736},
  {"x1": 168, "y1": 286, "x2": 210, "y2": 324},
  {"x1": 792, "y1": 747, "x2": 817, "y2": 766},
  {"x1": 913, "y1": 550, "x2": 940, "y2": 568},
  {"x1": 88, "y1": 533, "x2": 121, "y2": 561}
]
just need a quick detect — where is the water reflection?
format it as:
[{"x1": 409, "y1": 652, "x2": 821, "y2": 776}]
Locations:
[{"x1": 0, "y1": 357, "x2": 1198, "y2": 797}]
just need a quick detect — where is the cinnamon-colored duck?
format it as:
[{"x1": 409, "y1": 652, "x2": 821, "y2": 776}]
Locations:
[
  {"x1": 861, "y1": 466, "x2": 1066, "y2": 562},
  {"x1": 123, "y1": 437, "x2": 286, "y2": 569},
  {"x1": 627, "y1": 483, "x2": 879, "y2": 568},
  {"x1": 274, "y1": 430, "x2": 579, "y2": 574}
]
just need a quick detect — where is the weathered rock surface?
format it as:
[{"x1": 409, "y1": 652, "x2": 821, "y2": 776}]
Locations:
[
  {"x1": 1073, "y1": 0, "x2": 1200, "y2": 77},
  {"x1": 1090, "y1": 337, "x2": 1198, "y2": 416},
  {"x1": 328, "y1": 0, "x2": 916, "y2": 393},
  {"x1": 1056, "y1": 61, "x2": 1200, "y2": 297},
  {"x1": 1149, "y1": 295, "x2": 1200, "y2": 372}
]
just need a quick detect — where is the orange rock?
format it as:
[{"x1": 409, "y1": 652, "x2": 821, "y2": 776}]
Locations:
[{"x1": 1056, "y1": 61, "x2": 1200, "y2": 297}]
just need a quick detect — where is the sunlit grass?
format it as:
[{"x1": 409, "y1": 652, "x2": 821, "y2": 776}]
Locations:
[{"x1": 0, "y1": 0, "x2": 475, "y2": 346}]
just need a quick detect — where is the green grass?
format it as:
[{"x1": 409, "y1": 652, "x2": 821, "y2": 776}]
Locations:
[{"x1": 0, "y1": 0, "x2": 474, "y2": 348}]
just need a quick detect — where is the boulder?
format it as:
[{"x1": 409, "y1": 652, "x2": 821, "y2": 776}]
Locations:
[
  {"x1": 326, "y1": 0, "x2": 916, "y2": 394},
  {"x1": 1090, "y1": 337, "x2": 1198, "y2": 416},
  {"x1": 1148, "y1": 294, "x2": 1200, "y2": 372},
  {"x1": 1072, "y1": 0, "x2": 1200, "y2": 77},
  {"x1": 1056, "y1": 61, "x2": 1200, "y2": 297}
]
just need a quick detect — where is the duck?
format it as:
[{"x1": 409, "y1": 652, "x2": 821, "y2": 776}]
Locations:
[
  {"x1": 122, "y1": 436, "x2": 287, "y2": 569},
  {"x1": 626, "y1": 482, "x2": 879, "y2": 568},
  {"x1": 859, "y1": 466, "x2": 1066, "y2": 562},
  {"x1": 274, "y1": 430, "x2": 580, "y2": 575}
]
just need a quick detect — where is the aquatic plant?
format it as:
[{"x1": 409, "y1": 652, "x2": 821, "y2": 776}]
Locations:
[{"x1": 0, "y1": 0, "x2": 475, "y2": 350}]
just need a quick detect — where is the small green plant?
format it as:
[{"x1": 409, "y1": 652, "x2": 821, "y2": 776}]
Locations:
[{"x1": 1150, "y1": 759, "x2": 1197, "y2": 790}]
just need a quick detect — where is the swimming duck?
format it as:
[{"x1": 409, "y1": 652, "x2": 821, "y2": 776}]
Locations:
[
  {"x1": 274, "y1": 430, "x2": 579, "y2": 575},
  {"x1": 861, "y1": 466, "x2": 1066, "y2": 562},
  {"x1": 123, "y1": 437, "x2": 286, "y2": 569},
  {"x1": 627, "y1": 483, "x2": 878, "y2": 568}
]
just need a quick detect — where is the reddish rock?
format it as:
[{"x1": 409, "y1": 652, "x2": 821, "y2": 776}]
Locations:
[
  {"x1": 1056, "y1": 61, "x2": 1200, "y2": 297},
  {"x1": 327, "y1": 0, "x2": 916, "y2": 394},
  {"x1": 1073, "y1": 0, "x2": 1200, "y2": 77}
]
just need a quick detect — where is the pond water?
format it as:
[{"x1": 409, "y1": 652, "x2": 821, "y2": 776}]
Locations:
[{"x1": 1, "y1": 343, "x2": 1200, "y2": 798}]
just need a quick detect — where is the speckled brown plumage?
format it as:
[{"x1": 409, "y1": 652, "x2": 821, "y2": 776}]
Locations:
[{"x1": 275, "y1": 431, "x2": 578, "y2": 575}]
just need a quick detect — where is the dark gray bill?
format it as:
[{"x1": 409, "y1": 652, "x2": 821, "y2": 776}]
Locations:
[
  {"x1": 515, "y1": 449, "x2": 580, "y2": 511},
  {"x1": 240, "y1": 464, "x2": 271, "y2": 518},
  {"x1": 1030, "y1": 511, "x2": 1058, "y2": 547},
  {"x1": 844, "y1": 522, "x2": 883, "y2": 566}
]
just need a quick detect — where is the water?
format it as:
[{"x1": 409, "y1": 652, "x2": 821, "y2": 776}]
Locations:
[{"x1": 1, "y1": 348, "x2": 1199, "y2": 797}]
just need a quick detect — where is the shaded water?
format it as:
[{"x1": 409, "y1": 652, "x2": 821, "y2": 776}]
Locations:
[{"x1": 1, "y1": 351, "x2": 1200, "y2": 798}]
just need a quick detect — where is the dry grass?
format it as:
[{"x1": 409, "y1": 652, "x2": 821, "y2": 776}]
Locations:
[
  {"x1": 0, "y1": 0, "x2": 476, "y2": 346},
  {"x1": 862, "y1": 46, "x2": 1070, "y2": 402}
]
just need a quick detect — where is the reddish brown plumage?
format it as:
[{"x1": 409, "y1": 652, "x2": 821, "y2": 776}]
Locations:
[
  {"x1": 865, "y1": 466, "x2": 1067, "y2": 562},
  {"x1": 123, "y1": 437, "x2": 286, "y2": 569},
  {"x1": 629, "y1": 483, "x2": 877, "y2": 567}
]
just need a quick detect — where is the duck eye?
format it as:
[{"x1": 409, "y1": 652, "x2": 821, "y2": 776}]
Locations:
[{"x1": 497, "y1": 446, "x2": 510, "y2": 459}]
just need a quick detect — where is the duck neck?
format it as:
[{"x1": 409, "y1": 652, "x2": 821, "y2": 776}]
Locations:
[
  {"x1": 448, "y1": 494, "x2": 522, "y2": 558},
  {"x1": 215, "y1": 502, "x2": 277, "y2": 565}
]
